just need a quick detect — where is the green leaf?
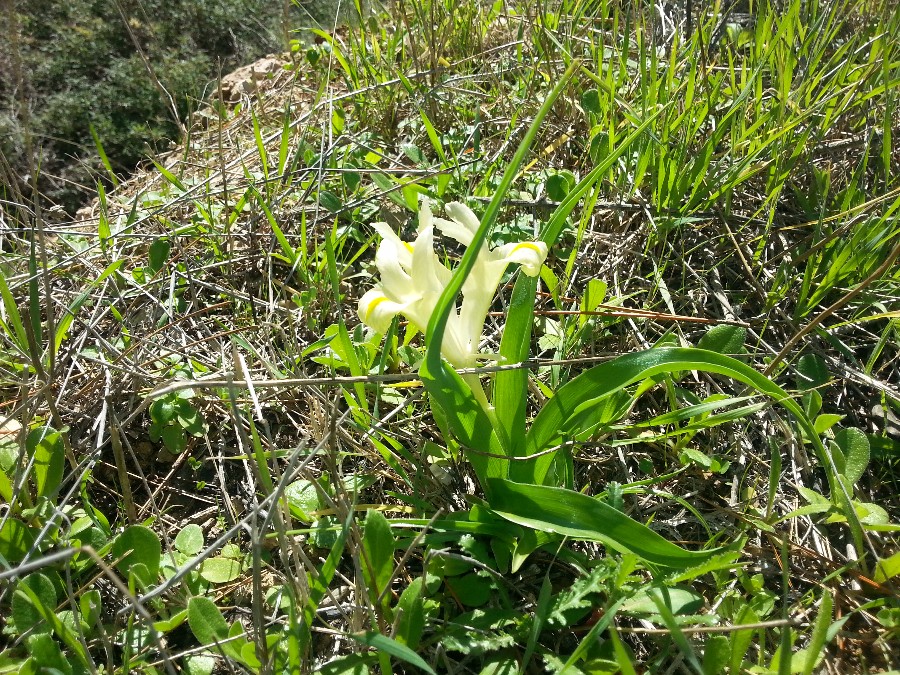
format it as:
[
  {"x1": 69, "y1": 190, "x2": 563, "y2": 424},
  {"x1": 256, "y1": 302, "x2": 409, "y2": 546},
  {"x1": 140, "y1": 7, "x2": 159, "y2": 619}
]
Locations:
[
  {"x1": 581, "y1": 88, "x2": 602, "y2": 114},
  {"x1": 523, "y1": 348, "x2": 837, "y2": 503},
  {"x1": 111, "y1": 525, "x2": 161, "y2": 585},
  {"x1": 161, "y1": 425, "x2": 188, "y2": 454},
  {"x1": 834, "y1": 427, "x2": 869, "y2": 485},
  {"x1": 148, "y1": 238, "x2": 170, "y2": 274},
  {"x1": 183, "y1": 653, "x2": 217, "y2": 675},
  {"x1": 174, "y1": 524, "x2": 204, "y2": 556},
  {"x1": 795, "y1": 354, "x2": 829, "y2": 390},
  {"x1": 494, "y1": 275, "x2": 539, "y2": 466},
  {"x1": 154, "y1": 609, "x2": 188, "y2": 634},
  {"x1": 188, "y1": 596, "x2": 230, "y2": 646},
  {"x1": 0, "y1": 270, "x2": 29, "y2": 356},
  {"x1": 421, "y1": 60, "x2": 581, "y2": 493},
  {"x1": 395, "y1": 578, "x2": 426, "y2": 649},
  {"x1": 697, "y1": 324, "x2": 746, "y2": 356},
  {"x1": 200, "y1": 556, "x2": 243, "y2": 584},
  {"x1": 319, "y1": 190, "x2": 342, "y2": 213},
  {"x1": 26, "y1": 633, "x2": 72, "y2": 675},
  {"x1": 13, "y1": 573, "x2": 56, "y2": 634},
  {"x1": 362, "y1": 509, "x2": 395, "y2": 610},
  {"x1": 150, "y1": 399, "x2": 177, "y2": 426},
  {"x1": 318, "y1": 654, "x2": 371, "y2": 675},
  {"x1": 801, "y1": 590, "x2": 833, "y2": 675},
  {"x1": 445, "y1": 572, "x2": 492, "y2": 607},
  {"x1": 702, "y1": 635, "x2": 730, "y2": 675},
  {"x1": 79, "y1": 589, "x2": 102, "y2": 627},
  {"x1": 0, "y1": 517, "x2": 37, "y2": 563},
  {"x1": 487, "y1": 479, "x2": 718, "y2": 569},
  {"x1": 813, "y1": 414, "x2": 843, "y2": 435},
  {"x1": 300, "y1": 512, "x2": 351, "y2": 656},
  {"x1": 28, "y1": 427, "x2": 65, "y2": 500},
  {"x1": 284, "y1": 479, "x2": 321, "y2": 522},
  {"x1": 546, "y1": 564, "x2": 614, "y2": 627},
  {"x1": 621, "y1": 586, "x2": 705, "y2": 617},
  {"x1": 175, "y1": 399, "x2": 206, "y2": 436},
  {"x1": 583, "y1": 278, "x2": 607, "y2": 313},
  {"x1": 728, "y1": 604, "x2": 759, "y2": 674},
  {"x1": 546, "y1": 173, "x2": 571, "y2": 201},
  {"x1": 874, "y1": 550, "x2": 900, "y2": 583},
  {"x1": 422, "y1": 360, "x2": 507, "y2": 486},
  {"x1": 352, "y1": 631, "x2": 437, "y2": 675}
]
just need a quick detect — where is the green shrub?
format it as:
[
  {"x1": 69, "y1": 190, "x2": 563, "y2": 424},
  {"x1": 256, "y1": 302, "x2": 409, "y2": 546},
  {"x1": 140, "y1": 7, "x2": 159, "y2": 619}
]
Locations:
[{"x1": 1, "y1": 0, "x2": 290, "y2": 213}]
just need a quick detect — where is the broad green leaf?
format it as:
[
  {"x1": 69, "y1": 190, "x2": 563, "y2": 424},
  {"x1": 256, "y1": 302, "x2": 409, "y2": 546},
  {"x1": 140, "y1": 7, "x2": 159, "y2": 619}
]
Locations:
[
  {"x1": 795, "y1": 354, "x2": 829, "y2": 390},
  {"x1": 834, "y1": 427, "x2": 869, "y2": 485},
  {"x1": 581, "y1": 88, "x2": 602, "y2": 114},
  {"x1": 154, "y1": 609, "x2": 188, "y2": 633},
  {"x1": 494, "y1": 274, "x2": 539, "y2": 463},
  {"x1": 174, "y1": 524, "x2": 204, "y2": 556},
  {"x1": 285, "y1": 479, "x2": 321, "y2": 522},
  {"x1": 352, "y1": 631, "x2": 437, "y2": 675},
  {"x1": 421, "y1": 361, "x2": 507, "y2": 486},
  {"x1": 621, "y1": 586, "x2": 705, "y2": 617},
  {"x1": 188, "y1": 596, "x2": 229, "y2": 645},
  {"x1": 0, "y1": 517, "x2": 37, "y2": 563},
  {"x1": 80, "y1": 589, "x2": 102, "y2": 627},
  {"x1": 183, "y1": 654, "x2": 216, "y2": 675},
  {"x1": 148, "y1": 238, "x2": 170, "y2": 274},
  {"x1": 12, "y1": 573, "x2": 56, "y2": 634},
  {"x1": 361, "y1": 509, "x2": 394, "y2": 610},
  {"x1": 445, "y1": 572, "x2": 492, "y2": 607},
  {"x1": 26, "y1": 634, "x2": 72, "y2": 675},
  {"x1": 16, "y1": 581, "x2": 89, "y2": 668},
  {"x1": 161, "y1": 425, "x2": 187, "y2": 454},
  {"x1": 487, "y1": 479, "x2": 718, "y2": 569},
  {"x1": 814, "y1": 414, "x2": 843, "y2": 434},
  {"x1": 546, "y1": 173, "x2": 571, "y2": 201},
  {"x1": 28, "y1": 427, "x2": 64, "y2": 500},
  {"x1": 728, "y1": 604, "x2": 759, "y2": 674},
  {"x1": 395, "y1": 578, "x2": 426, "y2": 649},
  {"x1": 199, "y1": 556, "x2": 243, "y2": 584},
  {"x1": 697, "y1": 324, "x2": 746, "y2": 356},
  {"x1": 874, "y1": 550, "x2": 900, "y2": 583},
  {"x1": 702, "y1": 635, "x2": 730, "y2": 675},
  {"x1": 111, "y1": 525, "x2": 161, "y2": 585}
]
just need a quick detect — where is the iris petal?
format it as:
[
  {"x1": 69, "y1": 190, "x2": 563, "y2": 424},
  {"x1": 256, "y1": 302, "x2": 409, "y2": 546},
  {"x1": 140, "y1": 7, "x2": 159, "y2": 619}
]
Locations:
[{"x1": 360, "y1": 201, "x2": 548, "y2": 369}]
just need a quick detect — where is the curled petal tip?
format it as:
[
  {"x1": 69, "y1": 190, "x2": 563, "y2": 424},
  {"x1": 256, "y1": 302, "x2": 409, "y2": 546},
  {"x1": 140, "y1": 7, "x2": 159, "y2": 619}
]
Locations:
[
  {"x1": 358, "y1": 289, "x2": 399, "y2": 334},
  {"x1": 503, "y1": 240, "x2": 548, "y2": 276},
  {"x1": 444, "y1": 202, "x2": 482, "y2": 235}
]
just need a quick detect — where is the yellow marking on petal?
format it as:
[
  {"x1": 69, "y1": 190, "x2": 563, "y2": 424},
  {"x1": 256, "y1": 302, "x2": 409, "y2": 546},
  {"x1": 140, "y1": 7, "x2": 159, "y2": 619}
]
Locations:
[
  {"x1": 512, "y1": 242, "x2": 544, "y2": 254},
  {"x1": 390, "y1": 379, "x2": 422, "y2": 389},
  {"x1": 404, "y1": 242, "x2": 414, "y2": 253},
  {"x1": 364, "y1": 295, "x2": 390, "y2": 323}
]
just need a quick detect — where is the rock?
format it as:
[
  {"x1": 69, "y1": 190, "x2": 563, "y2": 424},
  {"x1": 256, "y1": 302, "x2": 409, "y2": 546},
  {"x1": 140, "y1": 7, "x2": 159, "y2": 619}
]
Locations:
[{"x1": 218, "y1": 53, "x2": 291, "y2": 103}]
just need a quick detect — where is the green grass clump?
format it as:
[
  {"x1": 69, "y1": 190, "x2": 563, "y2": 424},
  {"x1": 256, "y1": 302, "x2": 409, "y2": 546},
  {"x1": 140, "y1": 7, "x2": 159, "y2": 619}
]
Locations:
[{"x1": 0, "y1": 0, "x2": 898, "y2": 672}]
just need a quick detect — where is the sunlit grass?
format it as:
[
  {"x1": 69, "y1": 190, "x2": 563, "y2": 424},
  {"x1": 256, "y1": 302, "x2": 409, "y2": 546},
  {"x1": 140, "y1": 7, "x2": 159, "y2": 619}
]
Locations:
[{"x1": 0, "y1": 0, "x2": 898, "y2": 672}]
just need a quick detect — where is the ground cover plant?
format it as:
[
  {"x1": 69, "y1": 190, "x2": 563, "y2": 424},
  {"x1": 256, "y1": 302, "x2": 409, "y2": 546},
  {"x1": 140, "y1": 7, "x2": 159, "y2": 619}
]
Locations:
[
  {"x1": 0, "y1": 0, "x2": 899, "y2": 672},
  {"x1": 0, "y1": 0, "x2": 293, "y2": 215}
]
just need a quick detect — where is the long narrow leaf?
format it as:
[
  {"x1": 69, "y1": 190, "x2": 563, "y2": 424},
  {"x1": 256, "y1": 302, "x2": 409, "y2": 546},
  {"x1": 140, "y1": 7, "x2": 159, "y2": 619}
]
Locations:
[
  {"x1": 497, "y1": 101, "x2": 671, "y2": 483},
  {"x1": 522, "y1": 348, "x2": 850, "y2": 534},
  {"x1": 420, "y1": 60, "x2": 581, "y2": 492},
  {"x1": 487, "y1": 478, "x2": 719, "y2": 569}
]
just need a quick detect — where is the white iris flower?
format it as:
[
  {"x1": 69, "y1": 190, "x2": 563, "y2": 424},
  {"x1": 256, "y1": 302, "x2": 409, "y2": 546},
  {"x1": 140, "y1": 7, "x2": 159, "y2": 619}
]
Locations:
[{"x1": 358, "y1": 200, "x2": 548, "y2": 369}]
